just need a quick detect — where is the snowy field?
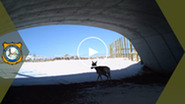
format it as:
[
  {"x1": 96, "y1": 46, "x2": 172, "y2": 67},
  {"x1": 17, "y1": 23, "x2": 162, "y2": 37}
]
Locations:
[
  {"x1": 12, "y1": 58, "x2": 142, "y2": 86},
  {"x1": 5, "y1": 58, "x2": 165, "y2": 104}
]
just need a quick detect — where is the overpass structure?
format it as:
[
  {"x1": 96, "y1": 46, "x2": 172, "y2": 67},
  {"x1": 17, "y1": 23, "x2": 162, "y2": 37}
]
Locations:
[{"x1": 1, "y1": 0, "x2": 183, "y2": 74}]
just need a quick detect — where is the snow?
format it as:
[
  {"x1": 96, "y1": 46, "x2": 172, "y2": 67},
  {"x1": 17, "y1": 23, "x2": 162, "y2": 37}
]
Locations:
[{"x1": 12, "y1": 58, "x2": 143, "y2": 86}]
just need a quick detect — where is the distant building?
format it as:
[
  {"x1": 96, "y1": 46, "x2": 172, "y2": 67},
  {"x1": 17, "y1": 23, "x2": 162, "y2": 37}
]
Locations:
[{"x1": 63, "y1": 54, "x2": 70, "y2": 60}]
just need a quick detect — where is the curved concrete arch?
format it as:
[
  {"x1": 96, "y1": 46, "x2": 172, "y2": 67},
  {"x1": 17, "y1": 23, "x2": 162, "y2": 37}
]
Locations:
[{"x1": 1, "y1": 0, "x2": 183, "y2": 74}]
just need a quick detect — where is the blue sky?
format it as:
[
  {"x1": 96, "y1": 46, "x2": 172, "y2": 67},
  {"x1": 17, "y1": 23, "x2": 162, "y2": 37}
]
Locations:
[{"x1": 18, "y1": 25, "x2": 123, "y2": 58}]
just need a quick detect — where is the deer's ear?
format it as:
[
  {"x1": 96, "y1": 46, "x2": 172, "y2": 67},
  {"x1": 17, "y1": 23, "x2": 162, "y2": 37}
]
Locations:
[
  {"x1": 95, "y1": 61, "x2": 97, "y2": 63},
  {"x1": 92, "y1": 61, "x2": 94, "y2": 63}
]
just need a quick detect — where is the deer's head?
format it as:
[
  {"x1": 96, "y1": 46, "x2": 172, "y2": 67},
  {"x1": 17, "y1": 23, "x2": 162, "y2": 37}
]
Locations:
[{"x1": 91, "y1": 61, "x2": 97, "y2": 69}]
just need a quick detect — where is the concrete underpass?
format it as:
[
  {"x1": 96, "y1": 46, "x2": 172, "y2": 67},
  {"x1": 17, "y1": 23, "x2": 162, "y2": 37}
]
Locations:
[{"x1": 1, "y1": 0, "x2": 183, "y2": 74}]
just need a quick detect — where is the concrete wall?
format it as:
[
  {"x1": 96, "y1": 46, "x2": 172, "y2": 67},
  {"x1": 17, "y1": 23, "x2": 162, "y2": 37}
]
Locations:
[{"x1": 1, "y1": 0, "x2": 184, "y2": 74}]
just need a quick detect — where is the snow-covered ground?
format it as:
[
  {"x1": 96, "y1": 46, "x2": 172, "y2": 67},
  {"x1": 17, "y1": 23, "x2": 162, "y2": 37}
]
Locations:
[{"x1": 12, "y1": 58, "x2": 142, "y2": 86}]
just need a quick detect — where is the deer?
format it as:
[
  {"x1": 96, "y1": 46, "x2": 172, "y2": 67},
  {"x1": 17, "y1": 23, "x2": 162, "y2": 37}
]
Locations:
[{"x1": 91, "y1": 61, "x2": 111, "y2": 81}]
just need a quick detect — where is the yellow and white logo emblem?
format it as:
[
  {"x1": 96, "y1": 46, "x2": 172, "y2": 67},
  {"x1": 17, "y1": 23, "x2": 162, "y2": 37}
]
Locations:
[{"x1": 2, "y1": 42, "x2": 23, "y2": 65}]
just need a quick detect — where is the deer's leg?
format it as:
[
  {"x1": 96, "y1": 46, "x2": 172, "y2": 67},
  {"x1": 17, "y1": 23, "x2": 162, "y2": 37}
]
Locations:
[
  {"x1": 108, "y1": 73, "x2": 111, "y2": 80},
  {"x1": 97, "y1": 75, "x2": 100, "y2": 81},
  {"x1": 100, "y1": 75, "x2": 103, "y2": 81},
  {"x1": 103, "y1": 74, "x2": 109, "y2": 80}
]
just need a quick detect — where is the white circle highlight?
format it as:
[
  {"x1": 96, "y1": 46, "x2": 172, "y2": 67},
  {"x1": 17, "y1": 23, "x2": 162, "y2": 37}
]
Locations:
[{"x1": 77, "y1": 36, "x2": 108, "y2": 67}]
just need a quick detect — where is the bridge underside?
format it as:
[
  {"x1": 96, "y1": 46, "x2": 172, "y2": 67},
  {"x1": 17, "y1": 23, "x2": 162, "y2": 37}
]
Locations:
[{"x1": 1, "y1": 0, "x2": 183, "y2": 74}]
